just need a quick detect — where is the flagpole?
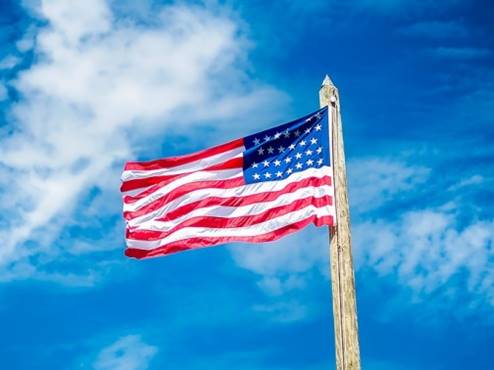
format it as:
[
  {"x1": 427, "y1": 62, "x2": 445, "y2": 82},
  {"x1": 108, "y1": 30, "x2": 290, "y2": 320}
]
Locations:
[{"x1": 319, "y1": 75, "x2": 361, "y2": 370}]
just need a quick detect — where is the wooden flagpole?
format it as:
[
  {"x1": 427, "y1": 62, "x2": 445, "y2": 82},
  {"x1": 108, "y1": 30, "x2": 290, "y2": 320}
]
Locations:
[{"x1": 319, "y1": 75, "x2": 361, "y2": 370}]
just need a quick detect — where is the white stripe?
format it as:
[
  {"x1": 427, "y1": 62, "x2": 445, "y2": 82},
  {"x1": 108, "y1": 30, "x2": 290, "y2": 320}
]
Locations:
[
  {"x1": 123, "y1": 165, "x2": 332, "y2": 215},
  {"x1": 121, "y1": 187, "x2": 147, "y2": 198},
  {"x1": 124, "y1": 168, "x2": 243, "y2": 211},
  {"x1": 121, "y1": 146, "x2": 245, "y2": 181},
  {"x1": 129, "y1": 184, "x2": 333, "y2": 230},
  {"x1": 126, "y1": 204, "x2": 333, "y2": 250}
]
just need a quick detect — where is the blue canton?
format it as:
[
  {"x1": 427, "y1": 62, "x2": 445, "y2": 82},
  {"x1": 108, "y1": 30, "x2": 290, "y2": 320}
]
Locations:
[{"x1": 243, "y1": 107, "x2": 330, "y2": 184}]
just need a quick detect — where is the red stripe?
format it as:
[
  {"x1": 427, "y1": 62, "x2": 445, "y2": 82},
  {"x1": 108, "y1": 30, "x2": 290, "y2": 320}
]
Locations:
[
  {"x1": 127, "y1": 195, "x2": 332, "y2": 241},
  {"x1": 205, "y1": 157, "x2": 243, "y2": 171},
  {"x1": 125, "y1": 215, "x2": 333, "y2": 259},
  {"x1": 124, "y1": 138, "x2": 244, "y2": 171},
  {"x1": 124, "y1": 175, "x2": 331, "y2": 221},
  {"x1": 123, "y1": 177, "x2": 246, "y2": 219},
  {"x1": 120, "y1": 157, "x2": 243, "y2": 193}
]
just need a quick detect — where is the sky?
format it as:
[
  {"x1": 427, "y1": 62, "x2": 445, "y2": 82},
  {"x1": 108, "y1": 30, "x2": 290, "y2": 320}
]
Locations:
[{"x1": 0, "y1": 0, "x2": 493, "y2": 369}]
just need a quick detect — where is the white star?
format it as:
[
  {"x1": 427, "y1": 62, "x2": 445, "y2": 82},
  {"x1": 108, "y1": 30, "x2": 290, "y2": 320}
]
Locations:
[
  {"x1": 316, "y1": 147, "x2": 322, "y2": 154},
  {"x1": 305, "y1": 116, "x2": 313, "y2": 122},
  {"x1": 295, "y1": 162, "x2": 302, "y2": 169},
  {"x1": 294, "y1": 130, "x2": 300, "y2": 137},
  {"x1": 253, "y1": 137, "x2": 261, "y2": 146},
  {"x1": 283, "y1": 130, "x2": 290, "y2": 138},
  {"x1": 299, "y1": 140, "x2": 306, "y2": 146},
  {"x1": 315, "y1": 124, "x2": 322, "y2": 131},
  {"x1": 267, "y1": 146, "x2": 274, "y2": 154},
  {"x1": 286, "y1": 168, "x2": 293, "y2": 175},
  {"x1": 306, "y1": 159, "x2": 314, "y2": 166},
  {"x1": 264, "y1": 172, "x2": 272, "y2": 179},
  {"x1": 305, "y1": 128, "x2": 311, "y2": 134},
  {"x1": 263, "y1": 135, "x2": 271, "y2": 142},
  {"x1": 263, "y1": 160, "x2": 270, "y2": 167},
  {"x1": 253, "y1": 173, "x2": 260, "y2": 180},
  {"x1": 274, "y1": 132, "x2": 281, "y2": 139},
  {"x1": 315, "y1": 112, "x2": 322, "y2": 119},
  {"x1": 317, "y1": 158, "x2": 323, "y2": 166},
  {"x1": 295, "y1": 152, "x2": 302, "y2": 159},
  {"x1": 277, "y1": 145, "x2": 285, "y2": 153},
  {"x1": 274, "y1": 160, "x2": 281, "y2": 167},
  {"x1": 251, "y1": 162, "x2": 258, "y2": 169},
  {"x1": 284, "y1": 156, "x2": 292, "y2": 164},
  {"x1": 288, "y1": 144, "x2": 296, "y2": 150},
  {"x1": 310, "y1": 138, "x2": 317, "y2": 145},
  {"x1": 257, "y1": 147, "x2": 264, "y2": 155},
  {"x1": 305, "y1": 149, "x2": 313, "y2": 156},
  {"x1": 276, "y1": 171, "x2": 283, "y2": 178}
]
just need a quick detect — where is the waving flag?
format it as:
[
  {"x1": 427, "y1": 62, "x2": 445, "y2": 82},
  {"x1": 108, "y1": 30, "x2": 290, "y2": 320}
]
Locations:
[{"x1": 121, "y1": 107, "x2": 335, "y2": 259}]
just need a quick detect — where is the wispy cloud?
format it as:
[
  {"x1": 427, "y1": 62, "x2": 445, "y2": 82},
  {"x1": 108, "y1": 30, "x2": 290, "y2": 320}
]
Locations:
[
  {"x1": 93, "y1": 335, "x2": 157, "y2": 370},
  {"x1": 0, "y1": 55, "x2": 20, "y2": 69},
  {"x1": 399, "y1": 20, "x2": 469, "y2": 38},
  {"x1": 346, "y1": 0, "x2": 463, "y2": 14},
  {"x1": 447, "y1": 174, "x2": 484, "y2": 191},
  {"x1": 354, "y1": 207, "x2": 494, "y2": 308},
  {"x1": 229, "y1": 226, "x2": 329, "y2": 322},
  {"x1": 350, "y1": 157, "x2": 494, "y2": 310},
  {"x1": 0, "y1": 0, "x2": 284, "y2": 282},
  {"x1": 348, "y1": 158, "x2": 430, "y2": 213},
  {"x1": 433, "y1": 46, "x2": 493, "y2": 59},
  {"x1": 345, "y1": 152, "x2": 494, "y2": 312},
  {"x1": 268, "y1": 0, "x2": 464, "y2": 17},
  {"x1": 253, "y1": 301, "x2": 310, "y2": 323},
  {"x1": 0, "y1": 83, "x2": 7, "y2": 100},
  {"x1": 230, "y1": 227, "x2": 329, "y2": 295}
]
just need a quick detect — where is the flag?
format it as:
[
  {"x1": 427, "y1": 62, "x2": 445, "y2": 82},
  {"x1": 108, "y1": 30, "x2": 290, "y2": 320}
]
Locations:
[{"x1": 121, "y1": 106, "x2": 336, "y2": 259}]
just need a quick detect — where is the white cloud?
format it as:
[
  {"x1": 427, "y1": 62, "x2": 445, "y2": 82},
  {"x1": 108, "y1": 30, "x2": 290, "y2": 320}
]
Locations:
[
  {"x1": 448, "y1": 174, "x2": 484, "y2": 191},
  {"x1": 253, "y1": 301, "x2": 309, "y2": 323},
  {"x1": 0, "y1": 55, "x2": 21, "y2": 69},
  {"x1": 230, "y1": 226, "x2": 329, "y2": 296},
  {"x1": 0, "y1": 83, "x2": 7, "y2": 100},
  {"x1": 347, "y1": 158, "x2": 429, "y2": 213},
  {"x1": 16, "y1": 25, "x2": 37, "y2": 52},
  {"x1": 229, "y1": 226, "x2": 332, "y2": 323},
  {"x1": 348, "y1": 159, "x2": 494, "y2": 309},
  {"x1": 354, "y1": 208, "x2": 494, "y2": 307},
  {"x1": 0, "y1": 0, "x2": 285, "y2": 282},
  {"x1": 93, "y1": 335, "x2": 157, "y2": 370}
]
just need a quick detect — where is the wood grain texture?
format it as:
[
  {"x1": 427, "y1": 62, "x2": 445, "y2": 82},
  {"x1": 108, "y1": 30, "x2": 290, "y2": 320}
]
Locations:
[{"x1": 319, "y1": 76, "x2": 361, "y2": 370}]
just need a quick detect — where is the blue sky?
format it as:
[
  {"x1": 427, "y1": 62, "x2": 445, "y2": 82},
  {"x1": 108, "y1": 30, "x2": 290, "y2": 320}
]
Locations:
[{"x1": 0, "y1": 0, "x2": 493, "y2": 369}]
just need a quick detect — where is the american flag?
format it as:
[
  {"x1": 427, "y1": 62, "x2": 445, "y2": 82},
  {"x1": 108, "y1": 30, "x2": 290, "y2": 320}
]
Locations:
[{"x1": 121, "y1": 107, "x2": 335, "y2": 259}]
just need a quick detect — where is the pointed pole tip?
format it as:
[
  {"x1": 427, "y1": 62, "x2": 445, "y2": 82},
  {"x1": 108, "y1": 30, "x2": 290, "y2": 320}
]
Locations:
[{"x1": 321, "y1": 74, "x2": 334, "y2": 87}]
